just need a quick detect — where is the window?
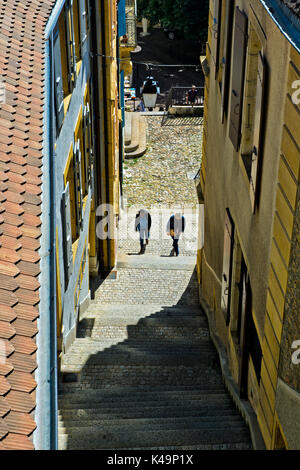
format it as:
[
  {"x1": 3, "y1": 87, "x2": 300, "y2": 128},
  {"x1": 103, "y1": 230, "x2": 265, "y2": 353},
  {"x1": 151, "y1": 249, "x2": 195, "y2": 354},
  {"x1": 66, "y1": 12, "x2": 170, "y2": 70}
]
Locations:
[
  {"x1": 239, "y1": 24, "x2": 266, "y2": 212},
  {"x1": 249, "y1": 51, "x2": 266, "y2": 211},
  {"x1": 220, "y1": 0, "x2": 234, "y2": 122},
  {"x1": 221, "y1": 208, "x2": 235, "y2": 324},
  {"x1": 65, "y1": 0, "x2": 77, "y2": 91},
  {"x1": 83, "y1": 101, "x2": 92, "y2": 190},
  {"x1": 53, "y1": 24, "x2": 65, "y2": 131},
  {"x1": 74, "y1": 139, "x2": 83, "y2": 232},
  {"x1": 79, "y1": 0, "x2": 89, "y2": 54},
  {"x1": 228, "y1": 7, "x2": 248, "y2": 151},
  {"x1": 211, "y1": 0, "x2": 222, "y2": 79},
  {"x1": 64, "y1": 145, "x2": 77, "y2": 241},
  {"x1": 62, "y1": 182, "x2": 73, "y2": 287},
  {"x1": 73, "y1": 0, "x2": 81, "y2": 63}
]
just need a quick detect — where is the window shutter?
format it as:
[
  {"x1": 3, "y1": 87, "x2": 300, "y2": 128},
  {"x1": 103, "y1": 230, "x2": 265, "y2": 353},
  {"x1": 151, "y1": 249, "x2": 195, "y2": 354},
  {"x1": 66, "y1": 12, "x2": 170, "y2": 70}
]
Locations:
[
  {"x1": 229, "y1": 7, "x2": 248, "y2": 151},
  {"x1": 62, "y1": 182, "x2": 73, "y2": 287},
  {"x1": 74, "y1": 140, "x2": 83, "y2": 234},
  {"x1": 83, "y1": 104, "x2": 91, "y2": 187},
  {"x1": 211, "y1": 0, "x2": 222, "y2": 77},
  {"x1": 250, "y1": 52, "x2": 265, "y2": 212},
  {"x1": 65, "y1": 0, "x2": 77, "y2": 90},
  {"x1": 220, "y1": 0, "x2": 234, "y2": 122},
  {"x1": 53, "y1": 26, "x2": 64, "y2": 130},
  {"x1": 65, "y1": 4, "x2": 73, "y2": 91},
  {"x1": 70, "y1": 0, "x2": 77, "y2": 85},
  {"x1": 221, "y1": 209, "x2": 235, "y2": 324},
  {"x1": 79, "y1": 0, "x2": 87, "y2": 47}
]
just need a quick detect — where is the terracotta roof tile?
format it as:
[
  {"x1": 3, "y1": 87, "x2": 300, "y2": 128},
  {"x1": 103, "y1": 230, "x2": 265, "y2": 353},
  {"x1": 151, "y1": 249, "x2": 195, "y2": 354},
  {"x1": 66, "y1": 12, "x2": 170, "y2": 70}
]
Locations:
[
  {"x1": 13, "y1": 304, "x2": 39, "y2": 322},
  {"x1": 0, "y1": 320, "x2": 16, "y2": 339},
  {"x1": 0, "y1": 289, "x2": 18, "y2": 307},
  {"x1": 20, "y1": 224, "x2": 41, "y2": 239},
  {"x1": 0, "y1": 362, "x2": 14, "y2": 377},
  {"x1": 4, "y1": 391, "x2": 35, "y2": 413},
  {"x1": 0, "y1": 420, "x2": 9, "y2": 439},
  {"x1": 1, "y1": 338, "x2": 15, "y2": 358},
  {"x1": 0, "y1": 376, "x2": 12, "y2": 396},
  {"x1": 10, "y1": 335, "x2": 37, "y2": 355},
  {"x1": 0, "y1": 259, "x2": 20, "y2": 277},
  {"x1": 9, "y1": 352, "x2": 37, "y2": 374},
  {"x1": 1, "y1": 432, "x2": 34, "y2": 450},
  {"x1": 22, "y1": 203, "x2": 42, "y2": 217},
  {"x1": 11, "y1": 319, "x2": 38, "y2": 338},
  {"x1": 0, "y1": 0, "x2": 57, "y2": 448},
  {"x1": 15, "y1": 274, "x2": 40, "y2": 291},
  {"x1": 16, "y1": 260, "x2": 40, "y2": 277},
  {"x1": 5, "y1": 371, "x2": 36, "y2": 393},
  {"x1": 0, "y1": 305, "x2": 17, "y2": 323},
  {"x1": 0, "y1": 273, "x2": 18, "y2": 292},
  {"x1": 4, "y1": 190, "x2": 25, "y2": 205},
  {"x1": 0, "y1": 247, "x2": 21, "y2": 264},
  {"x1": 4, "y1": 411, "x2": 36, "y2": 435},
  {"x1": 3, "y1": 200, "x2": 25, "y2": 216},
  {"x1": 19, "y1": 236, "x2": 40, "y2": 251},
  {"x1": 0, "y1": 235, "x2": 22, "y2": 251},
  {"x1": 0, "y1": 397, "x2": 10, "y2": 418}
]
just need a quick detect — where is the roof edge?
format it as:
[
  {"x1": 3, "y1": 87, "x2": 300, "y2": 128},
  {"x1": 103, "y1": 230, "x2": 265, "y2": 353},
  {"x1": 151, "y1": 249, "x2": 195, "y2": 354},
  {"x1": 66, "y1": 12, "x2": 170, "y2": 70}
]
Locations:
[{"x1": 260, "y1": 0, "x2": 300, "y2": 53}]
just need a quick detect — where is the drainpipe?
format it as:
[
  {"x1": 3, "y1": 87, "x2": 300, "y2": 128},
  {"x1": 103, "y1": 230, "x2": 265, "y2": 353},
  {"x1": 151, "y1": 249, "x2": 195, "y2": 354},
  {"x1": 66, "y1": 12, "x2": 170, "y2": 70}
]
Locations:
[{"x1": 34, "y1": 32, "x2": 57, "y2": 450}]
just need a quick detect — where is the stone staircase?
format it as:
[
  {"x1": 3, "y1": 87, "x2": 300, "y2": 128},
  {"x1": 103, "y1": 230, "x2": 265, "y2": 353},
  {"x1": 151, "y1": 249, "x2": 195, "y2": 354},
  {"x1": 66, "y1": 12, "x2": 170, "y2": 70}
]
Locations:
[
  {"x1": 124, "y1": 111, "x2": 147, "y2": 159},
  {"x1": 58, "y1": 252, "x2": 253, "y2": 450}
]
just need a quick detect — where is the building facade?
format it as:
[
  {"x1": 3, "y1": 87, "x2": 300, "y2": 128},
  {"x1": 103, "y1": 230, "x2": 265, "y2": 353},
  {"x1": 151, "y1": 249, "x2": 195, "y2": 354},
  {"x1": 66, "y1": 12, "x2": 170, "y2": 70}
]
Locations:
[
  {"x1": 198, "y1": 0, "x2": 300, "y2": 449},
  {"x1": 0, "y1": 0, "x2": 124, "y2": 450}
]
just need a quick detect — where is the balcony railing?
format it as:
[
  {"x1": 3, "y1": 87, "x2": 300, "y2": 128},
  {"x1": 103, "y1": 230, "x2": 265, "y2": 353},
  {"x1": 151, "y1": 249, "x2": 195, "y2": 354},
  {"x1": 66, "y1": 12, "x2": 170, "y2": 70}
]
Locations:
[{"x1": 166, "y1": 87, "x2": 204, "y2": 109}]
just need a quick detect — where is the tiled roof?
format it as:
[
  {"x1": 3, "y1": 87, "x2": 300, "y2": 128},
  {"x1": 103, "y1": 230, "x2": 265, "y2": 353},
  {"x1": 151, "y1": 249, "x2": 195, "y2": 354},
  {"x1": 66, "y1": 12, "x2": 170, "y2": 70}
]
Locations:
[{"x1": 0, "y1": 0, "x2": 56, "y2": 450}]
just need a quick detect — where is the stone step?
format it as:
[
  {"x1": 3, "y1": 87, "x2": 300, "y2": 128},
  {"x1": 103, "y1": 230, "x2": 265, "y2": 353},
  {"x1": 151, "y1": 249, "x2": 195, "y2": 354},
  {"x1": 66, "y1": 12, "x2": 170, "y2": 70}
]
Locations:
[
  {"x1": 58, "y1": 382, "x2": 226, "y2": 397},
  {"x1": 125, "y1": 116, "x2": 147, "y2": 158},
  {"x1": 59, "y1": 371, "x2": 222, "y2": 388},
  {"x1": 61, "y1": 351, "x2": 219, "y2": 368},
  {"x1": 58, "y1": 387, "x2": 228, "y2": 405},
  {"x1": 59, "y1": 393, "x2": 232, "y2": 411},
  {"x1": 58, "y1": 406, "x2": 237, "y2": 424},
  {"x1": 58, "y1": 426, "x2": 251, "y2": 450},
  {"x1": 66, "y1": 338, "x2": 214, "y2": 350},
  {"x1": 124, "y1": 112, "x2": 132, "y2": 145},
  {"x1": 124, "y1": 113, "x2": 140, "y2": 152},
  {"x1": 58, "y1": 414, "x2": 245, "y2": 434}
]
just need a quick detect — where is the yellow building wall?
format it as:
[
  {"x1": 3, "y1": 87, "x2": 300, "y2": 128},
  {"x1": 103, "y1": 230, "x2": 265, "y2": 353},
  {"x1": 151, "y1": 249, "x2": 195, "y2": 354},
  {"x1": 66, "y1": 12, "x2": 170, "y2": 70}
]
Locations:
[{"x1": 258, "y1": 43, "x2": 300, "y2": 450}]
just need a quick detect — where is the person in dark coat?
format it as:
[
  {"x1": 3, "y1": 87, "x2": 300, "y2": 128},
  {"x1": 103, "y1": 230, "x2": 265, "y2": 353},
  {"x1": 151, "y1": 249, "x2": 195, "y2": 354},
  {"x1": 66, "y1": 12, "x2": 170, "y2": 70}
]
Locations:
[
  {"x1": 187, "y1": 85, "x2": 198, "y2": 106},
  {"x1": 167, "y1": 213, "x2": 186, "y2": 257},
  {"x1": 135, "y1": 209, "x2": 152, "y2": 254}
]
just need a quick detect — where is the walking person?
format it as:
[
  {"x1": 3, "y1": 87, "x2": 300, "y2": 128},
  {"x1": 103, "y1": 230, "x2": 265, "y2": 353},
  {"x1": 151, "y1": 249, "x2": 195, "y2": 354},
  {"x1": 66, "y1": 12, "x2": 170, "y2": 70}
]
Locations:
[
  {"x1": 167, "y1": 213, "x2": 186, "y2": 257},
  {"x1": 135, "y1": 209, "x2": 152, "y2": 254}
]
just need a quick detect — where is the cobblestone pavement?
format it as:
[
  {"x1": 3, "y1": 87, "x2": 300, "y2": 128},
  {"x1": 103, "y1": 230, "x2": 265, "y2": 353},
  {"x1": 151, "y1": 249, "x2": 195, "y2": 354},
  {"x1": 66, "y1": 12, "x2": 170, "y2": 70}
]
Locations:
[
  {"x1": 120, "y1": 114, "x2": 203, "y2": 257},
  {"x1": 123, "y1": 115, "x2": 203, "y2": 208}
]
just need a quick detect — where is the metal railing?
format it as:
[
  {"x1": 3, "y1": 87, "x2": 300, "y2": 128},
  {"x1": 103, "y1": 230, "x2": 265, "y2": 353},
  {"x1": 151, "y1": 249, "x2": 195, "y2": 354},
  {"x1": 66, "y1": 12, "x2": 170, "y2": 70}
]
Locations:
[{"x1": 167, "y1": 87, "x2": 204, "y2": 108}]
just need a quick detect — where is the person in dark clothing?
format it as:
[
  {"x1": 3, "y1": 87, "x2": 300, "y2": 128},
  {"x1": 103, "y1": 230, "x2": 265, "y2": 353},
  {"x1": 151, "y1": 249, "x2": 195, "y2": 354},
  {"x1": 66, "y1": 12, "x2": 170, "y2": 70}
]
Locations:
[
  {"x1": 135, "y1": 209, "x2": 152, "y2": 254},
  {"x1": 167, "y1": 213, "x2": 186, "y2": 257},
  {"x1": 187, "y1": 85, "x2": 198, "y2": 106}
]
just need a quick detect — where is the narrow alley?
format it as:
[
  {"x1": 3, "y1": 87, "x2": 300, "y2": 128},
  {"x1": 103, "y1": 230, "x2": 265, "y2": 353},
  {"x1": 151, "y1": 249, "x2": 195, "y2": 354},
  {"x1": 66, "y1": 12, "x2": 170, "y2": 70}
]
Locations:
[{"x1": 57, "y1": 116, "x2": 253, "y2": 450}]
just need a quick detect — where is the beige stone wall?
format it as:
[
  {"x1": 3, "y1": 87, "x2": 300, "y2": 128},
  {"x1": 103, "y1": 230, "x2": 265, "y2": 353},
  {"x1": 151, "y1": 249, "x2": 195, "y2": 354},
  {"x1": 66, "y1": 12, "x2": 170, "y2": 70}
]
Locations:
[{"x1": 201, "y1": 0, "x2": 300, "y2": 449}]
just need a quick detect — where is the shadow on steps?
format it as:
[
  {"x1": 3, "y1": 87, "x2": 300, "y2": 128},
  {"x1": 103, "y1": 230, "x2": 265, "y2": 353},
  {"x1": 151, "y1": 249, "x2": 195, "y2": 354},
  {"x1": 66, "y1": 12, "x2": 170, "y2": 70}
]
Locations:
[{"x1": 58, "y1": 268, "x2": 253, "y2": 450}]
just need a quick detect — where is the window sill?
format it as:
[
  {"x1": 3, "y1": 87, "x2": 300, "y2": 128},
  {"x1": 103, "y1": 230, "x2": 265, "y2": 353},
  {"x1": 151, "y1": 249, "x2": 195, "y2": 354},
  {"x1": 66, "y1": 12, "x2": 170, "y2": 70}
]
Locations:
[
  {"x1": 64, "y1": 94, "x2": 72, "y2": 115},
  {"x1": 72, "y1": 238, "x2": 79, "y2": 262},
  {"x1": 76, "y1": 60, "x2": 82, "y2": 77}
]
